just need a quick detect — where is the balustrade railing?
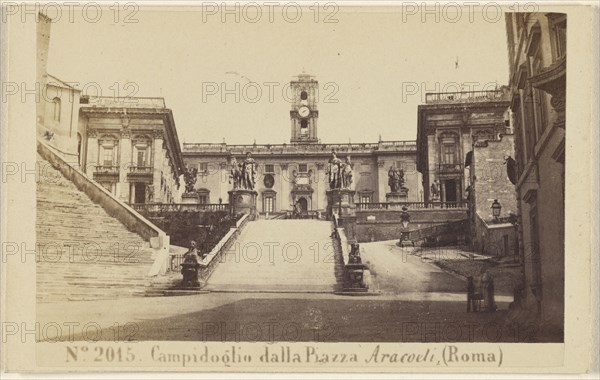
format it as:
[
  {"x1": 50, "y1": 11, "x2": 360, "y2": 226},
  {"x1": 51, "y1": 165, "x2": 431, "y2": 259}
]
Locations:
[
  {"x1": 131, "y1": 203, "x2": 230, "y2": 214},
  {"x1": 82, "y1": 96, "x2": 166, "y2": 109},
  {"x1": 425, "y1": 90, "x2": 507, "y2": 104},
  {"x1": 182, "y1": 140, "x2": 417, "y2": 154},
  {"x1": 437, "y1": 163, "x2": 464, "y2": 173},
  {"x1": 128, "y1": 166, "x2": 153, "y2": 174},
  {"x1": 356, "y1": 201, "x2": 468, "y2": 210},
  {"x1": 94, "y1": 165, "x2": 119, "y2": 174}
]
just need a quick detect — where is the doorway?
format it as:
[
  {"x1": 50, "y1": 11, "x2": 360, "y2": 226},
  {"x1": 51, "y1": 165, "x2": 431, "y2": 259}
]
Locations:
[
  {"x1": 297, "y1": 197, "x2": 308, "y2": 212},
  {"x1": 134, "y1": 184, "x2": 146, "y2": 204},
  {"x1": 444, "y1": 180, "x2": 457, "y2": 202}
]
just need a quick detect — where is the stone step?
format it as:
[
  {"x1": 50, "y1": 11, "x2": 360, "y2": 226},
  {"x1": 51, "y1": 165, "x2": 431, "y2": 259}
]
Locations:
[{"x1": 36, "y1": 155, "x2": 156, "y2": 303}]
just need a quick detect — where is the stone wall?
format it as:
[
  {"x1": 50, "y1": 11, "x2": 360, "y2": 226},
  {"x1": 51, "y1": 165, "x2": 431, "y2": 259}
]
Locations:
[{"x1": 355, "y1": 208, "x2": 468, "y2": 242}]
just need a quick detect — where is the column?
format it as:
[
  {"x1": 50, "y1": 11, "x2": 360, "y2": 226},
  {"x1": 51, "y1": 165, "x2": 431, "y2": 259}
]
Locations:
[
  {"x1": 85, "y1": 131, "x2": 98, "y2": 176},
  {"x1": 376, "y1": 159, "x2": 386, "y2": 202},
  {"x1": 280, "y1": 163, "x2": 290, "y2": 211},
  {"x1": 315, "y1": 162, "x2": 325, "y2": 210},
  {"x1": 119, "y1": 130, "x2": 132, "y2": 202},
  {"x1": 153, "y1": 131, "x2": 164, "y2": 203},
  {"x1": 219, "y1": 161, "x2": 229, "y2": 204}
]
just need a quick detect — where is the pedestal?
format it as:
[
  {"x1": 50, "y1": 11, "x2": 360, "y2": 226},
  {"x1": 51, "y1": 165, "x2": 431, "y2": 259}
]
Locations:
[
  {"x1": 386, "y1": 187, "x2": 409, "y2": 202},
  {"x1": 326, "y1": 188, "x2": 356, "y2": 219},
  {"x1": 181, "y1": 193, "x2": 199, "y2": 204},
  {"x1": 229, "y1": 189, "x2": 258, "y2": 220}
]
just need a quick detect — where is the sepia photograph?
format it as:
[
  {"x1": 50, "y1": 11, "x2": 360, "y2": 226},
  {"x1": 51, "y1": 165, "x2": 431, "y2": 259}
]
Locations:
[{"x1": 1, "y1": 0, "x2": 597, "y2": 376}]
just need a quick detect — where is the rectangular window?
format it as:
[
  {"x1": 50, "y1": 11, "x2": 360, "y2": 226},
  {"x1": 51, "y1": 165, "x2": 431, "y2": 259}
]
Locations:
[
  {"x1": 137, "y1": 150, "x2": 146, "y2": 166},
  {"x1": 265, "y1": 164, "x2": 274, "y2": 173},
  {"x1": 199, "y1": 163, "x2": 208, "y2": 173},
  {"x1": 264, "y1": 196, "x2": 274, "y2": 213},
  {"x1": 442, "y1": 144, "x2": 456, "y2": 164},
  {"x1": 299, "y1": 164, "x2": 308, "y2": 173},
  {"x1": 198, "y1": 195, "x2": 208, "y2": 204},
  {"x1": 103, "y1": 148, "x2": 114, "y2": 166},
  {"x1": 53, "y1": 98, "x2": 61, "y2": 122}
]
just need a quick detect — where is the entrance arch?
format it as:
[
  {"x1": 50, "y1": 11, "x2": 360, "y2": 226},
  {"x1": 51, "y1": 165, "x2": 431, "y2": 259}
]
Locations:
[{"x1": 297, "y1": 197, "x2": 308, "y2": 212}]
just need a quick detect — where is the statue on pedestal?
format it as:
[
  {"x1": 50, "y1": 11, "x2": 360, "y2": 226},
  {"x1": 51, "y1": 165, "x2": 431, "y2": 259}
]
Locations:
[
  {"x1": 387, "y1": 164, "x2": 405, "y2": 193},
  {"x1": 341, "y1": 156, "x2": 353, "y2": 189},
  {"x1": 229, "y1": 157, "x2": 241, "y2": 189},
  {"x1": 241, "y1": 152, "x2": 257, "y2": 190},
  {"x1": 229, "y1": 153, "x2": 258, "y2": 190},
  {"x1": 325, "y1": 151, "x2": 343, "y2": 189}
]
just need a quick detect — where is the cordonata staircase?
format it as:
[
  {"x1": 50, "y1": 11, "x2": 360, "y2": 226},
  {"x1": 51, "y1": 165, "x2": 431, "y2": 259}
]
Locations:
[
  {"x1": 204, "y1": 219, "x2": 342, "y2": 293},
  {"x1": 36, "y1": 154, "x2": 158, "y2": 302}
]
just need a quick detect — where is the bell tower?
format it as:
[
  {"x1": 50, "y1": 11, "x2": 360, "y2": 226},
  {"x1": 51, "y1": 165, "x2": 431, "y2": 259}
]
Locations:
[{"x1": 290, "y1": 73, "x2": 319, "y2": 144}]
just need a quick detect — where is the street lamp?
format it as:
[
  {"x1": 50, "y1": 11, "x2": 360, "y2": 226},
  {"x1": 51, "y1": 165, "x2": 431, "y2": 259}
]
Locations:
[{"x1": 491, "y1": 199, "x2": 501, "y2": 221}]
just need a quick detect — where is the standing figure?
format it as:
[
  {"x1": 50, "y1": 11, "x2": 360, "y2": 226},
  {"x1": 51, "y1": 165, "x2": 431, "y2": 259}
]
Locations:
[
  {"x1": 229, "y1": 156, "x2": 241, "y2": 189},
  {"x1": 431, "y1": 179, "x2": 441, "y2": 200},
  {"x1": 341, "y1": 155, "x2": 353, "y2": 189},
  {"x1": 241, "y1": 152, "x2": 257, "y2": 190},
  {"x1": 388, "y1": 164, "x2": 400, "y2": 192},
  {"x1": 325, "y1": 151, "x2": 342, "y2": 189}
]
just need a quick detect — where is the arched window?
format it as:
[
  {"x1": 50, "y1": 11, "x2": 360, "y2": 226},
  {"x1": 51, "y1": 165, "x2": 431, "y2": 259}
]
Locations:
[
  {"x1": 300, "y1": 119, "x2": 308, "y2": 136},
  {"x1": 52, "y1": 97, "x2": 61, "y2": 122},
  {"x1": 300, "y1": 91, "x2": 308, "y2": 100}
]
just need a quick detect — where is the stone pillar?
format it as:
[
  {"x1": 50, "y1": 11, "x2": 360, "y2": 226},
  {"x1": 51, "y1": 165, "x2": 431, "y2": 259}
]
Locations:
[
  {"x1": 219, "y1": 161, "x2": 229, "y2": 203},
  {"x1": 376, "y1": 160, "x2": 386, "y2": 202},
  {"x1": 119, "y1": 131, "x2": 132, "y2": 202},
  {"x1": 153, "y1": 131, "x2": 164, "y2": 203},
  {"x1": 315, "y1": 162, "x2": 325, "y2": 211},
  {"x1": 85, "y1": 132, "x2": 98, "y2": 175},
  {"x1": 280, "y1": 163, "x2": 290, "y2": 211}
]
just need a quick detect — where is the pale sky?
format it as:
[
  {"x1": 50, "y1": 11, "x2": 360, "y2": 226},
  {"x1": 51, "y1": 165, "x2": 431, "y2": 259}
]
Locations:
[{"x1": 46, "y1": 6, "x2": 509, "y2": 145}]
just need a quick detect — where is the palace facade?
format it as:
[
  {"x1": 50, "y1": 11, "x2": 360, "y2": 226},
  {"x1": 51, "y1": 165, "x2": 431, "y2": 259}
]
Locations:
[
  {"x1": 183, "y1": 74, "x2": 422, "y2": 215},
  {"x1": 505, "y1": 12, "x2": 566, "y2": 336}
]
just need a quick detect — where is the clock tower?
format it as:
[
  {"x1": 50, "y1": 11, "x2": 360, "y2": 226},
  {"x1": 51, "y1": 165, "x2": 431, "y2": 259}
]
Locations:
[{"x1": 290, "y1": 73, "x2": 319, "y2": 144}]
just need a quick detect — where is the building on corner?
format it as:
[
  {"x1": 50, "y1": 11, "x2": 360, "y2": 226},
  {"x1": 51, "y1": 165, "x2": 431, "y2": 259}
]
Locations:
[{"x1": 505, "y1": 12, "x2": 566, "y2": 337}]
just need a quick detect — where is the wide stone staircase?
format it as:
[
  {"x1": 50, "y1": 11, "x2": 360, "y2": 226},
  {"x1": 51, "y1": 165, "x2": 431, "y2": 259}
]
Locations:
[
  {"x1": 205, "y1": 219, "x2": 343, "y2": 293},
  {"x1": 36, "y1": 155, "x2": 157, "y2": 303}
]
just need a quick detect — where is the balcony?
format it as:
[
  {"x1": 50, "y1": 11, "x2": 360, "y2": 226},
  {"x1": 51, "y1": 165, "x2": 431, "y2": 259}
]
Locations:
[
  {"x1": 127, "y1": 166, "x2": 154, "y2": 183},
  {"x1": 437, "y1": 163, "x2": 463, "y2": 173},
  {"x1": 93, "y1": 165, "x2": 119, "y2": 182}
]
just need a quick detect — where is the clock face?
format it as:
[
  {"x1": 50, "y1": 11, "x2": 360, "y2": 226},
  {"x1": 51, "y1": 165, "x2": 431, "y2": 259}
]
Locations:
[{"x1": 298, "y1": 106, "x2": 310, "y2": 118}]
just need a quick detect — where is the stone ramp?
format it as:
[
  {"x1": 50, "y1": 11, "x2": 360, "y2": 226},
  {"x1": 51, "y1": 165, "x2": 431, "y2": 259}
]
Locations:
[
  {"x1": 205, "y1": 219, "x2": 341, "y2": 293},
  {"x1": 36, "y1": 155, "x2": 157, "y2": 303}
]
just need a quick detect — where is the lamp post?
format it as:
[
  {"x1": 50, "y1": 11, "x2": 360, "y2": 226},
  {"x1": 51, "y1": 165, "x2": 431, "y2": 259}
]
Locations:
[
  {"x1": 398, "y1": 206, "x2": 411, "y2": 246},
  {"x1": 491, "y1": 199, "x2": 501, "y2": 222}
]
